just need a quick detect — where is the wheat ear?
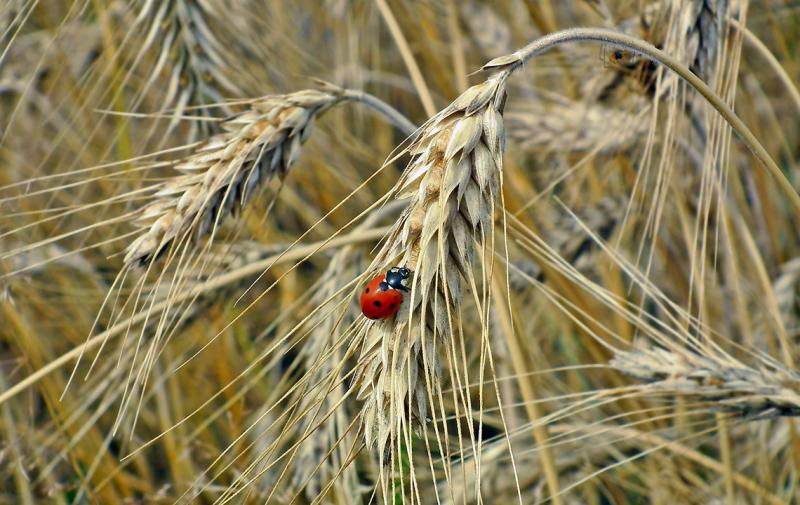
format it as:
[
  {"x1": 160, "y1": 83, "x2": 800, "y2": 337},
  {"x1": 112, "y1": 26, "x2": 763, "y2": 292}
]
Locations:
[
  {"x1": 137, "y1": 0, "x2": 240, "y2": 129},
  {"x1": 611, "y1": 346, "x2": 800, "y2": 420},
  {"x1": 124, "y1": 84, "x2": 416, "y2": 268},
  {"x1": 124, "y1": 90, "x2": 339, "y2": 266},
  {"x1": 684, "y1": 0, "x2": 728, "y2": 83},
  {"x1": 353, "y1": 70, "x2": 509, "y2": 459}
]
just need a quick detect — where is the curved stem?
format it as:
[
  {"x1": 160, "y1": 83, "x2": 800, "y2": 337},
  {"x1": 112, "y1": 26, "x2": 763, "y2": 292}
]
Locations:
[
  {"x1": 314, "y1": 80, "x2": 418, "y2": 137},
  {"x1": 484, "y1": 28, "x2": 800, "y2": 213},
  {"x1": 341, "y1": 88, "x2": 418, "y2": 137}
]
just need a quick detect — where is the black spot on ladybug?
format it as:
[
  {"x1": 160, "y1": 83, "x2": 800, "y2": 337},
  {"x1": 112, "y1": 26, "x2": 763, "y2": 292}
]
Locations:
[
  {"x1": 365, "y1": 287, "x2": 370, "y2": 293},
  {"x1": 389, "y1": 303, "x2": 395, "y2": 309},
  {"x1": 373, "y1": 300, "x2": 382, "y2": 307}
]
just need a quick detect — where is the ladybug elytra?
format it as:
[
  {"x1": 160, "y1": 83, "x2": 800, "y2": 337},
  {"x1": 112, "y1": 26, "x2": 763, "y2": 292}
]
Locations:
[{"x1": 360, "y1": 267, "x2": 410, "y2": 320}]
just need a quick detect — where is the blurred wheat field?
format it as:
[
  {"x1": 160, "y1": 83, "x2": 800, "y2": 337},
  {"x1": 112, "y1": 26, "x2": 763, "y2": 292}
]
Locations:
[{"x1": 1, "y1": 0, "x2": 800, "y2": 503}]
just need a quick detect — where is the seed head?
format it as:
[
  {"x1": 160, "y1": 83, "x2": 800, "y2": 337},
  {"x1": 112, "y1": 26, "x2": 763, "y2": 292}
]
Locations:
[{"x1": 125, "y1": 90, "x2": 341, "y2": 266}]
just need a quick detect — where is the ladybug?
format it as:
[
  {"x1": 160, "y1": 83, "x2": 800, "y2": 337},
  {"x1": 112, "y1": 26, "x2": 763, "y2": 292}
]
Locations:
[{"x1": 360, "y1": 267, "x2": 410, "y2": 320}]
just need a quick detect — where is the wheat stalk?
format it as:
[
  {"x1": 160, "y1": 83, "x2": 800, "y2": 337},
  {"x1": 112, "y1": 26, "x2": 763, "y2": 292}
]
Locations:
[{"x1": 348, "y1": 21, "x2": 780, "y2": 491}]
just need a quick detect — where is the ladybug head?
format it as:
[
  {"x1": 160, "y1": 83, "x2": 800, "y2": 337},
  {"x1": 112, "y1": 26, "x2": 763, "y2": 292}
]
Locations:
[{"x1": 385, "y1": 266, "x2": 411, "y2": 292}]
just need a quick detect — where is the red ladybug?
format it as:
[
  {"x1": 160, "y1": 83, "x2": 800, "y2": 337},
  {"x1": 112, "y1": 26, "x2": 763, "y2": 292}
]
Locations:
[{"x1": 360, "y1": 267, "x2": 410, "y2": 320}]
